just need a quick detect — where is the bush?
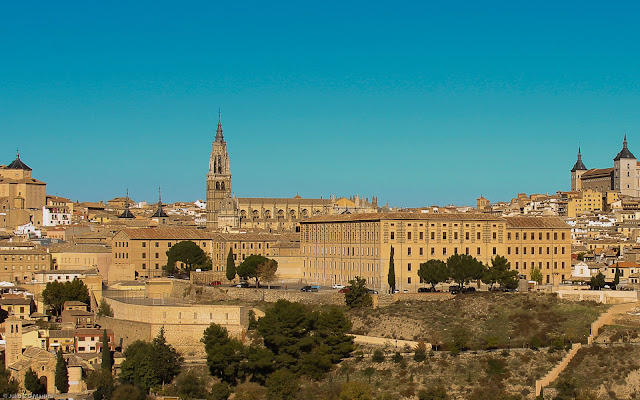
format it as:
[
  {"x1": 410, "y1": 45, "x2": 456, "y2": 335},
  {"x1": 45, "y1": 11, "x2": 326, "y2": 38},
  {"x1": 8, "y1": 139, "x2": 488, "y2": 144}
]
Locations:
[
  {"x1": 418, "y1": 386, "x2": 449, "y2": 400},
  {"x1": 372, "y1": 349, "x2": 385, "y2": 363},
  {"x1": 414, "y1": 342, "x2": 427, "y2": 362},
  {"x1": 392, "y1": 351, "x2": 403, "y2": 363}
]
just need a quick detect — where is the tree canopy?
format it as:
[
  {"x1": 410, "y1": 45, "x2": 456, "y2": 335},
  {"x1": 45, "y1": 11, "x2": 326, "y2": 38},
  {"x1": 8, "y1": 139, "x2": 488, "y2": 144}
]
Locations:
[
  {"x1": 165, "y1": 240, "x2": 211, "y2": 276},
  {"x1": 530, "y1": 267, "x2": 543, "y2": 285},
  {"x1": 590, "y1": 272, "x2": 606, "y2": 290},
  {"x1": 42, "y1": 279, "x2": 90, "y2": 316},
  {"x1": 120, "y1": 328, "x2": 182, "y2": 392},
  {"x1": 344, "y1": 276, "x2": 372, "y2": 308},
  {"x1": 225, "y1": 248, "x2": 236, "y2": 281},
  {"x1": 388, "y1": 247, "x2": 396, "y2": 293},
  {"x1": 447, "y1": 254, "x2": 485, "y2": 288},
  {"x1": 24, "y1": 368, "x2": 45, "y2": 395},
  {"x1": 203, "y1": 300, "x2": 354, "y2": 387},
  {"x1": 55, "y1": 348, "x2": 69, "y2": 393},
  {"x1": 482, "y1": 255, "x2": 518, "y2": 290},
  {"x1": 418, "y1": 260, "x2": 449, "y2": 290},
  {"x1": 236, "y1": 255, "x2": 278, "y2": 288}
]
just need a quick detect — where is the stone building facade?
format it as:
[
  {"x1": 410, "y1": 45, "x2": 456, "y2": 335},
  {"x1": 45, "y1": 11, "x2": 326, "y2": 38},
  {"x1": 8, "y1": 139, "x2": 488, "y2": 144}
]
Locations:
[
  {"x1": 300, "y1": 213, "x2": 572, "y2": 292},
  {"x1": 0, "y1": 248, "x2": 52, "y2": 283}
]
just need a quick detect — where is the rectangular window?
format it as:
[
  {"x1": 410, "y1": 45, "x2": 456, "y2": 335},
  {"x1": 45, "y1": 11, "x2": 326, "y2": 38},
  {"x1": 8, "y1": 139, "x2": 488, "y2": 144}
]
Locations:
[
  {"x1": 407, "y1": 263, "x2": 412, "y2": 272},
  {"x1": 142, "y1": 253, "x2": 146, "y2": 259},
  {"x1": 407, "y1": 232, "x2": 412, "y2": 240},
  {"x1": 477, "y1": 247, "x2": 481, "y2": 255},
  {"x1": 419, "y1": 232, "x2": 424, "y2": 240},
  {"x1": 442, "y1": 248, "x2": 447, "y2": 256},
  {"x1": 419, "y1": 247, "x2": 423, "y2": 256},
  {"x1": 431, "y1": 232, "x2": 435, "y2": 240},
  {"x1": 507, "y1": 247, "x2": 511, "y2": 255},
  {"x1": 493, "y1": 247, "x2": 497, "y2": 255},
  {"x1": 443, "y1": 232, "x2": 447, "y2": 240},
  {"x1": 492, "y1": 232, "x2": 497, "y2": 239},
  {"x1": 431, "y1": 248, "x2": 435, "y2": 255},
  {"x1": 465, "y1": 232, "x2": 470, "y2": 240},
  {"x1": 142, "y1": 242, "x2": 146, "y2": 248},
  {"x1": 407, "y1": 248, "x2": 412, "y2": 256},
  {"x1": 155, "y1": 253, "x2": 159, "y2": 258},
  {"x1": 454, "y1": 232, "x2": 458, "y2": 240},
  {"x1": 477, "y1": 232, "x2": 481, "y2": 240},
  {"x1": 408, "y1": 277, "x2": 412, "y2": 284},
  {"x1": 155, "y1": 242, "x2": 159, "y2": 247},
  {"x1": 391, "y1": 232, "x2": 395, "y2": 240}
]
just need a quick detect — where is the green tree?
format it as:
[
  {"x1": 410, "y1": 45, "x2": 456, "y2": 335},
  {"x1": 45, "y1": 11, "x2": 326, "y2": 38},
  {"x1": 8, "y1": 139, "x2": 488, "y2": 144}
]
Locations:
[
  {"x1": 237, "y1": 255, "x2": 278, "y2": 288},
  {"x1": 339, "y1": 382, "x2": 373, "y2": 400},
  {"x1": 210, "y1": 382, "x2": 232, "y2": 400},
  {"x1": 111, "y1": 384, "x2": 146, "y2": 400},
  {"x1": 42, "y1": 279, "x2": 90, "y2": 316},
  {"x1": 0, "y1": 361, "x2": 19, "y2": 396},
  {"x1": 266, "y1": 369, "x2": 299, "y2": 400},
  {"x1": 97, "y1": 298, "x2": 113, "y2": 317},
  {"x1": 576, "y1": 252, "x2": 586, "y2": 261},
  {"x1": 530, "y1": 267, "x2": 543, "y2": 285},
  {"x1": 363, "y1": 367, "x2": 376, "y2": 383},
  {"x1": 225, "y1": 248, "x2": 236, "y2": 281},
  {"x1": 101, "y1": 329, "x2": 113, "y2": 372},
  {"x1": 85, "y1": 369, "x2": 114, "y2": 400},
  {"x1": 418, "y1": 259, "x2": 449, "y2": 290},
  {"x1": 120, "y1": 328, "x2": 182, "y2": 392},
  {"x1": 388, "y1": 247, "x2": 396, "y2": 293},
  {"x1": 24, "y1": 368, "x2": 45, "y2": 395},
  {"x1": 169, "y1": 369, "x2": 212, "y2": 400},
  {"x1": 257, "y1": 300, "x2": 310, "y2": 371},
  {"x1": 414, "y1": 341, "x2": 428, "y2": 362},
  {"x1": 55, "y1": 348, "x2": 69, "y2": 393},
  {"x1": 447, "y1": 254, "x2": 485, "y2": 288},
  {"x1": 344, "y1": 276, "x2": 373, "y2": 308},
  {"x1": 371, "y1": 349, "x2": 385, "y2": 363},
  {"x1": 202, "y1": 323, "x2": 247, "y2": 384},
  {"x1": 590, "y1": 272, "x2": 606, "y2": 290},
  {"x1": 613, "y1": 265, "x2": 621, "y2": 287},
  {"x1": 482, "y1": 255, "x2": 518, "y2": 290},
  {"x1": 165, "y1": 240, "x2": 211, "y2": 276}
]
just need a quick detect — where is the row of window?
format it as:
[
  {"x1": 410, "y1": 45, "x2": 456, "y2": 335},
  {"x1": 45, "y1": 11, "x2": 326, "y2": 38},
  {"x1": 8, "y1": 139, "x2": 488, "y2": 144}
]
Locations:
[
  {"x1": 2, "y1": 255, "x2": 46, "y2": 261},
  {"x1": 2, "y1": 265, "x2": 44, "y2": 271},
  {"x1": 507, "y1": 246, "x2": 566, "y2": 255}
]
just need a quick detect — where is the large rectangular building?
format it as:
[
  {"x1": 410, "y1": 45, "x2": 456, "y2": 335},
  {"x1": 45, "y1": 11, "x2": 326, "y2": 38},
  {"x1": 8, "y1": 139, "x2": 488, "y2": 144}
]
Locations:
[{"x1": 300, "y1": 213, "x2": 572, "y2": 291}]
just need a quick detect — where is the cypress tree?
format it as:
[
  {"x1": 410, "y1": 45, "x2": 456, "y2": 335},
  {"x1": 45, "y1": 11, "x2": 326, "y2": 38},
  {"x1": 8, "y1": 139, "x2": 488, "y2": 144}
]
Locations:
[
  {"x1": 614, "y1": 265, "x2": 621, "y2": 287},
  {"x1": 101, "y1": 329, "x2": 113, "y2": 372},
  {"x1": 388, "y1": 247, "x2": 396, "y2": 293},
  {"x1": 225, "y1": 248, "x2": 236, "y2": 281},
  {"x1": 55, "y1": 348, "x2": 69, "y2": 393}
]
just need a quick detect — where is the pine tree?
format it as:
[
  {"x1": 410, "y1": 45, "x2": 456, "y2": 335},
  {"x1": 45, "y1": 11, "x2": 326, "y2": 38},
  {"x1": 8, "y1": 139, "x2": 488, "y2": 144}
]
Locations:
[
  {"x1": 101, "y1": 329, "x2": 113, "y2": 372},
  {"x1": 388, "y1": 247, "x2": 396, "y2": 293},
  {"x1": 24, "y1": 368, "x2": 45, "y2": 395},
  {"x1": 55, "y1": 348, "x2": 69, "y2": 393},
  {"x1": 226, "y1": 248, "x2": 236, "y2": 281},
  {"x1": 614, "y1": 265, "x2": 621, "y2": 287}
]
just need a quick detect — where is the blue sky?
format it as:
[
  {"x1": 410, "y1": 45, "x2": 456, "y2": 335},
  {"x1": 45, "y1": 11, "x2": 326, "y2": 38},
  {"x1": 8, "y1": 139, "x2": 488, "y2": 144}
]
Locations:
[{"x1": 2, "y1": 1, "x2": 639, "y2": 207}]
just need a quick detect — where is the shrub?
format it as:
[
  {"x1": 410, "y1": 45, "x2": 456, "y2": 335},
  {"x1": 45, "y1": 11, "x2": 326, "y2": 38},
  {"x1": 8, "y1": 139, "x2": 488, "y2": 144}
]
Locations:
[{"x1": 372, "y1": 349, "x2": 385, "y2": 363}]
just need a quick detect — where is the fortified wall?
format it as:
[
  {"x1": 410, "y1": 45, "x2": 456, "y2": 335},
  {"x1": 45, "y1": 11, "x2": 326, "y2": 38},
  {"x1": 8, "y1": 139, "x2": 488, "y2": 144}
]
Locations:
[{"x1": 101, "y1": 293, "x2": 248, "y2": 358}]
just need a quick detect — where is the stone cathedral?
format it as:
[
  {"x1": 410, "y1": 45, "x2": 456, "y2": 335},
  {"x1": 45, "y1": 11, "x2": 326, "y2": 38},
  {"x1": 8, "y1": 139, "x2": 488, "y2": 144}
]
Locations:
[{"x1": 205, "y1": 115, "x2": 378, "y2": 231}]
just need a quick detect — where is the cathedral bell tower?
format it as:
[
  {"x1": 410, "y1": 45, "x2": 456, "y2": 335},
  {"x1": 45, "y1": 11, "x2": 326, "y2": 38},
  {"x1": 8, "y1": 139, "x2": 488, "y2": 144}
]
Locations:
[
  {"x1": 570, "y1": 147, "x2": 587, "y2": 191},
  {"x1": 206, "y1": 112, "x2": 232, "y2": 229}
]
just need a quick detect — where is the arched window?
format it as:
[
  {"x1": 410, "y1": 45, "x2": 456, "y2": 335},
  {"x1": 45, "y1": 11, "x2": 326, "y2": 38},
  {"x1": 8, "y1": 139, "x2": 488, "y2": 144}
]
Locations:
[
  {"x1": 221, "y1": 182, "x2": 225, "y2": 190},
  {"x1": 215, "y1": 182, "x2": 220, "y2": 190}
]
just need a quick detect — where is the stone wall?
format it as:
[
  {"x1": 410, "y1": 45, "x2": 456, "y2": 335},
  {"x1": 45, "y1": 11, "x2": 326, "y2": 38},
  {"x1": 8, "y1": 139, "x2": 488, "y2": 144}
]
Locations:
[
  {"x1": 535, "y1": 343, "x2": 583, "y2": 397},
  {"x1": 351, "y1": 334, "x2": 431, "y2": 350},
  {"x1": 557, "y1": 289, "x2": 638, "y2": 304},
  {"x1": 97, "y1": 315, "x2": 152, "y2": 350},
  {"x1": 173, "y1": 279, "x2": 346, "y2": 306},
  {"x1": 101, "y1": 295, "x2": 248, "y2": 358}
]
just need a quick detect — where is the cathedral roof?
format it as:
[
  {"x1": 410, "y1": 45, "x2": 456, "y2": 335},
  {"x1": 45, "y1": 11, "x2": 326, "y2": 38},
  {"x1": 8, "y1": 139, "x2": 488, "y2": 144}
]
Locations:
[
  {"x1": 151, "y1": 205, "x2": 169, "y2": 218},
  {"x1": 6, "y1": 151, "x2": 31, "y2": 171},
  {"x1": 215, "y1": 111, "x2": 224, "y2": 142},
  {"x1": 118, "y1": 209, "x2": 136, "y2": 219},
  {"x1": 614, "y1": 135, "x2": 635, "y2": 161}
]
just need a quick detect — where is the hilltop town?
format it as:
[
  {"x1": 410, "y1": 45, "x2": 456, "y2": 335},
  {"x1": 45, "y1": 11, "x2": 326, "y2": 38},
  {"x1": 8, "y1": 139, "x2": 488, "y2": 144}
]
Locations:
[{"x1": 1, "y1": 127, "x2": 640, "y2": 400}]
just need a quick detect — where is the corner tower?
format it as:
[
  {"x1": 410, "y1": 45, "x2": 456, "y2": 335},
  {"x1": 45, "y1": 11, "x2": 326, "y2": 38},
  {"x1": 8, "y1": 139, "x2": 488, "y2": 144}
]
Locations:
[
  {"x1": 206, "y1": 112, "x2": 232, "y2": 229},
  {"x1": 613, "y1": 135, "x2": 638, "y2": 196},
  {"x1": 570, "y1": 147, "x2": 587, "y2": 191}
]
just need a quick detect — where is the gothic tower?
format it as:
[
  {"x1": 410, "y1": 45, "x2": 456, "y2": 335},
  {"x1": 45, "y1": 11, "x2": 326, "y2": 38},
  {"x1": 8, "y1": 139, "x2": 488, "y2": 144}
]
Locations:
[
  {"x1": 206, "y1": 112, "x2": 232, "y2": 229},
  {"x1": 614, "y1": 135, "x2": 638, "y2": 197},
  {"x1": 570, "y1": 147, "x2": 587, "y2": 191}
]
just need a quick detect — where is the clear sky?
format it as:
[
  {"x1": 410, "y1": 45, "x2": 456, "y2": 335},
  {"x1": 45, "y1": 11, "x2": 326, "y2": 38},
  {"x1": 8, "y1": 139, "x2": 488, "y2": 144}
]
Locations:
[{"x1": 2, "y1": 1, "x2": 640, "y2": 207}]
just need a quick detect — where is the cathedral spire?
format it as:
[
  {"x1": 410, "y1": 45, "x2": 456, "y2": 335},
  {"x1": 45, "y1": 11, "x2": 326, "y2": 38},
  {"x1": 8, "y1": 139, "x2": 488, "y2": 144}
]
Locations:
[
  {"x1": 215, "y1": 108, "x2": 224, "y2": 142},
  {"x1": 571, "y1": 146, "x2": 586, "y2": 172}
]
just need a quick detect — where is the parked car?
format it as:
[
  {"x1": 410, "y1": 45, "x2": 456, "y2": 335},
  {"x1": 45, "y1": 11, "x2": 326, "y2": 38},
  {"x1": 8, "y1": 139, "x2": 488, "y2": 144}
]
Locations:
[
  {"x1": 338, "y1": 287, "x2": 350, "y2": 293},
  {"x1": 208, "y1": 281, "x2": 222, "y2": 286},
  {"x1": 333, "y1": 284, "x2": 345, "y2": 289},
  {"x1": 461, "y1": 287, "x2": 476, "y2": 293},
  {"x1": 236, "y1": 281, "x2": 249, "y2": 288},
  {"x1": 418, "y1": 287, "x2": 432, "y2": 293},
  {"x1": 367, "y1": 289, "x2": 378, "y2": 294},
  {"x1": 448, "y1": 285, "x2": 460, "y2": 294},
  {"x1": 301, "y1": 286, "x2": 318, "y2": 292}
]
